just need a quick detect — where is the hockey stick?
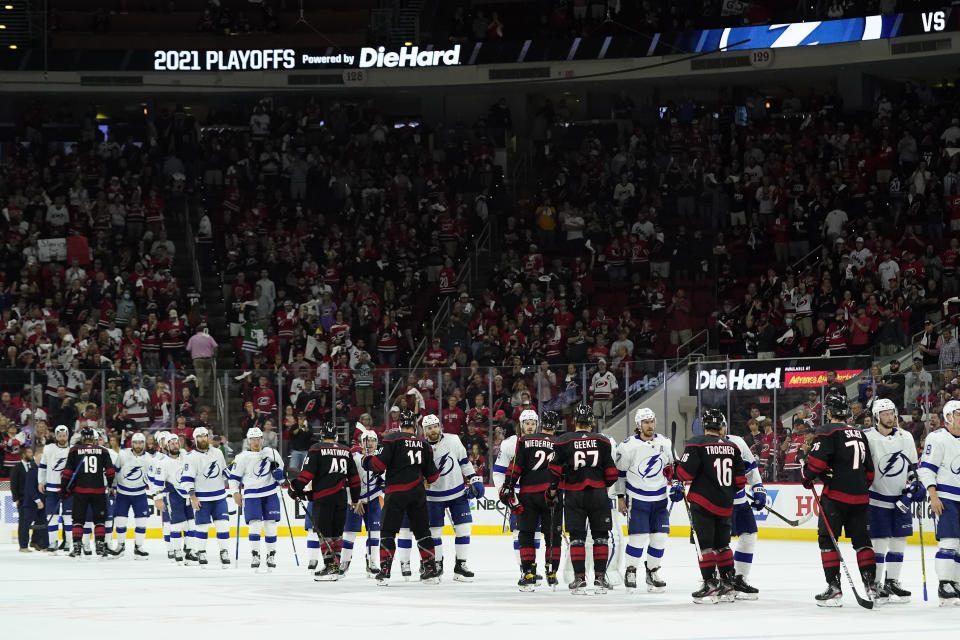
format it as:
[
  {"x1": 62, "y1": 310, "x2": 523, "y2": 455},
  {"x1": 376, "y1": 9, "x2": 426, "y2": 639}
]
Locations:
[
  {"x1": 917, "y1": 499, "x2": 928, "y2": 602},
  {"x1": 234, "y1": 502, "x2": 240, "y2": 570},
  {"x1": 280, "y1": 487, "x2": 300, "y2": 567},
  {"x1": 671, "y1": 449, "x2": 702, "y2": 562},
  {"x1": 745, "y1": 492, "x2": 815, "y2": 527},
  {"x1": 810, "y1": 488, "x2": 874, "y2": 610}
]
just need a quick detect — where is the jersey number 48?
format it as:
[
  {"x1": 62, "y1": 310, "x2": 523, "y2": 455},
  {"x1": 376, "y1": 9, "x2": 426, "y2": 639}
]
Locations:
[{"x1": 329, "y1": 458, "x2": 348, "y2": 474}]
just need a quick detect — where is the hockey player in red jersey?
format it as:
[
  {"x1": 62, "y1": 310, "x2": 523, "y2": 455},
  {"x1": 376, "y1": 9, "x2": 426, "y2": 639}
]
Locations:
[
  {"x1": 60, "y1": 427, "x2": 116, "y2": 558},
  {"x1": 548, "y1": 405, "x2": 618, "y2": 594},
  {"x1": 674, "y1": 408, "x2": 746, "y2": 603},
  {"x1": 801, "y1": 393, "x2": 878, "y2": 606},
  {"x1": 362, "y1": 414, "x2": 441, "y2": 585}
]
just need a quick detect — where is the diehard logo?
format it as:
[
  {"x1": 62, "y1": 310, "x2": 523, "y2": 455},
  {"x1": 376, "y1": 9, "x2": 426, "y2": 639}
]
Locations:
[
  {"x1": 696, "y1": 368, "x2": 781, "y2": 391},
  {"x1": 358, "y1": 45, "x2": 462, "y2": 69}
]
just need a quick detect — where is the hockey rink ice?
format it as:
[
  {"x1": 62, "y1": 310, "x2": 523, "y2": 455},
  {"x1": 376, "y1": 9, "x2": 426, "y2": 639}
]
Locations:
[{"x1": 2, "y1": 537, "x2": 959, "y2": 640}]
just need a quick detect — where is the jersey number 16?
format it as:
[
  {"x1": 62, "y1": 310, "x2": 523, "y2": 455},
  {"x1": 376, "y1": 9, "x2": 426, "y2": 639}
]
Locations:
[{"x1": 713, "y1": 458, "x2": 732, "y2": 486}]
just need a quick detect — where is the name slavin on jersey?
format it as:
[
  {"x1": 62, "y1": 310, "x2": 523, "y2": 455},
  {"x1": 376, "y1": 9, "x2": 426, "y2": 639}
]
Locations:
[{"x1": 705, "y1": 445, "x2": 736, "y2": 456}]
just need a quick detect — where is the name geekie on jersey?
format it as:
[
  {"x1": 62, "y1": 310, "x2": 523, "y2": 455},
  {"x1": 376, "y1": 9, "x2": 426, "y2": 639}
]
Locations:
[{"x1": 695, "y1": 368, "x2": 781, "y2": 391}]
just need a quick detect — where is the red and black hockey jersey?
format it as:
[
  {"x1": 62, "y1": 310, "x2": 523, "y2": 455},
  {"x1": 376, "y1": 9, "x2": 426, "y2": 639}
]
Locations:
[
  {"x1": 549, "y1": 431, "x2": 618, "y2": 491},
  {"x1": 803, "y1": 422, "x2": 874, "y2": 505},
  {"x1": 293, "y1": 442, "x2": 361, "y2": 502},
  {"x1": 61, "y1": 445, "x2": 116, "y2": 495},
  {"x1": 675, "y1": 435, "x2": 746, "y2": 516},
  {"x1": 506, "y1": 434, "x2": 556, "y2": 494},
  {"x1": 363, "y1": 430, "x2": 439, "y2": 494}
]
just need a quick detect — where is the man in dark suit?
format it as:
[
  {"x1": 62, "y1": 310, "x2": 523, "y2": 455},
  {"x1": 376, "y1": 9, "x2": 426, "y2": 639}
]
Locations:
[{"x1": 11, "y1": 446, "x2": 47, "y2": 552}]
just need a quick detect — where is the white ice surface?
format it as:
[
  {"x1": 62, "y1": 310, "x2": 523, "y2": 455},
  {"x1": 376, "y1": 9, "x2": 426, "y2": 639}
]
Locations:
[{"x1": 1, "y1": 537, "x2": 959, "y2": 640}]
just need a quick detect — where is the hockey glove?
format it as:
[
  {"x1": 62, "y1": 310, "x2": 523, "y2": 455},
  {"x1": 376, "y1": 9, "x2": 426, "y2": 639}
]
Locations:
[
  {"x1": 287, "y1": 484, "x2": 306, "y2": 501},
  {"x1": 908, "y1": 479, "x2": 925, "y2": 503},
  {"x1": 59, "y1": 485, "x2": 72, "y2": 499},
  {"x1": 750, "y1": 485, "x2": 767, "y2": 511},
  {"x1": 498, "y1": 484, "x2": 515, "y2": 507},
  {"x1": 668, "y1": 480, "x2": 685, "y2": 503},
  {"x1": 470, "y1": 477, "x2": 485, "y2": 500},
  {"x1": 800, "y1": 472, "x2": 816, "y2": 490},
  {"x1": 544, "y1": 487, "x2": 559, "y2": 510}
]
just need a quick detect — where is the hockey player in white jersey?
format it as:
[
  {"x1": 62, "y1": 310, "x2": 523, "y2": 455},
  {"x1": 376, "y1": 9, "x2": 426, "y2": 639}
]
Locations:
[
  {"x1": 181, "y1": 427, "x2": 231, "y2": 568},
  {"x1": 149, "y1": 432, "x2": 173, "y2": 558},
  {"x1": 919, "y1": 399, "x2": 960, "y2": 606},
  {"x1": 110, "y1": 433, "x2": 151, "y2": 559},
  {"x1": 720, "y1": 418, "x2": 766, "y2": 599},
  {"x1": 39, "y1": 425, "x2": 73, "y2": 553},
  {"x1": 150, "y1": 433, "x2": 196, "y2": 564},
  {"x1": 615, "y1": 407, "x2": 674, "y2": 593},
  {"x1": 340, "y1": 427, "x2": 383, "y2": 577},
  {"x1": 493, "y1": 415, "x2": 540, "y2": 570},
  {"x1": 228, "y1": 427, "x2": 285, "y2": 570},
  {"x1": 865, "y1": 398, "x2": 921, "y2": 603},
  {"x1": 420, "y1": 413, "x2": 484, "y2": 581}
]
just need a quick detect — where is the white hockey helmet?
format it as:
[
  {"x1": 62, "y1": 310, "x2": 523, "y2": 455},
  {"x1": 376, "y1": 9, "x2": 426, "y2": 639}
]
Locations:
[
  {"x1": 943, "y1": 400, "x2": 960, "y2": 425},
  {"x1": 156, "y1": 431, "x2": 170, "y2": 447},
  {"x1": 131, "y1": 432, "x2": 146, "y2": 444},
  {"x1": 871, "y1": 398, "x2": 897, "y2": 419},
  {"x1": 421, "y1": 414, "x2": 441, "y2": 429},
  {"x1": 193, "y1": 426, "x2": 210, "y2": 439},
  {"x1": 246, "y1": 427, "x2": 264, "y2": 439},
  {"x1": 519, "y1": 409, "x2": 539, "y2": 424},
  {"x1": 633, "y1": 407, "x2": 656, "y2": 430},
  {"x1": 54, "y1": 424, "x2": 69, "y2": 435}
]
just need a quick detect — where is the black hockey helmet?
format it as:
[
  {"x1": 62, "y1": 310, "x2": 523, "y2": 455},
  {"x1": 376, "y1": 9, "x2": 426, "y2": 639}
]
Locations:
[
  {"x1": 318, "y1": 422, "x2": 337, "y2": 439},
  {"x1": 398, "y1": 409, "x2": 417, "y2": 429},
  {"x1": 824, "y1": 393, "x2": 850, "y2": 420},
  {"x1": 540, "y1": 410, "x2": 561, "y2": 432},
  {"x1": 701, "y1": 408, "x2": 726, "y2": 432},
  {"x1": 79, "y1": 426, "x2": 95, "y2": 440},
  {"x1": 573, "y1": 404, "x2": 594, "y2": 428}
]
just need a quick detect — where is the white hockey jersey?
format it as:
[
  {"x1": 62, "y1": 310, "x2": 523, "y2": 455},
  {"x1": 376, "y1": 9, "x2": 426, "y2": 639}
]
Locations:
[
  {"x1": 615, "y1": 433, "x2": 674, "y2": 502},
  {"x1": 864, "y1": 427, "x2": 919, "y2": 509},
  {"x1": 492, "y1": 434, "x2": 518, "y2": 490},
  {"x1": 180, "y1": 447, "x2": 229, "y2": 501},
  {"x1": 150, "y1": 452, "x2": 187, "y2": 498},
  {"x1": 726, "y1": 434, "x2": 763, "y2": 505},
  {"x1": 115, "y1": 448, "x2": 151, "y2": 496},
  {"x1": 38, "y1": 443, "x2": 71, "y2": 492},
  {"x1": 228, "y1": 447, "x2": 284, "y2": 498},
  {"x1": 122, "y1": 388, "x2": 151, "y2": 423},
  {"x1": 352, "y1": 451, "x2": 384, "y2": 503},
  {"x1": 918, "y1": 428, "x2": 960, "y2": 504},
  {"x1": 426, "y1": 434, "x2": 477, "y2": 502}
]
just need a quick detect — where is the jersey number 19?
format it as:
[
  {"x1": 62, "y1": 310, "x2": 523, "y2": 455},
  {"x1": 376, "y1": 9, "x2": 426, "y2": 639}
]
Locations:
[{"x1": 84, "y1": 456, "x2": 98, "y2": 474}]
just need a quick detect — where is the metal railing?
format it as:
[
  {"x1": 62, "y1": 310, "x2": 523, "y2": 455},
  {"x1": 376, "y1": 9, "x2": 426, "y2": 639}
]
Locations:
[
  {"x1": 789, "y1": 242, "x2": 824, "y2": 275},
  {"x1": 184, "y1": 198, "x2": 202, "y2": 295}
]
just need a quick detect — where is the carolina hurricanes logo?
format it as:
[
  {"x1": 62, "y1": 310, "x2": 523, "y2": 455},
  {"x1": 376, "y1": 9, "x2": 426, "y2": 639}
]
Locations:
[
  {"x1": 438, "y1": 454, "x2": 454, "y2": 477},
  {"x1": 124, "y1": 468, "x2": 143, "y2": 481},
  {"x1": 203, "y1": 461, "x2": 220, "y2": 479},
  {"x1": 638, "y1": 455, "x2": 663, "y2": 479},
  {"x1": 53, "y1": 457, "x2": 66, "y2": 472},
  {"x1": 255, "y1": 458, "x2": 270, "y2": 477},
  {"x1": 880, "y1": 453, "x2": 906, "y2": 478}
]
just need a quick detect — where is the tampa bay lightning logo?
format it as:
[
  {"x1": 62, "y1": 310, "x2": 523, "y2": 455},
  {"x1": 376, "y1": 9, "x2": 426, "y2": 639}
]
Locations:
[
  {"x1": 950, "y1": 455, "x2": 960, "y2": 475},
  {"x1": 438, "y1": 454, "x2": 454, "y2": 477},
  {"x1": 638, "y1": 455, "x2": 663, "y2": 479},
  {"x1": 714, "y1": 17, "x2": 888, "y2": 52},
  {"x1": 124, "y1": 467, "x2": 143, "y2": 482},
  {"x1": 203, "y1": 461, "x2": 221, "y2": 479},
  {"x1": 879, "y1": 453, "x2": 906, "y2": 478},
  {"x1": 54, "y1": 457, "x2": 66, "y2": 472},
  {"x1": 254, "y1": 458, "x2": 270, "y2": 478}
]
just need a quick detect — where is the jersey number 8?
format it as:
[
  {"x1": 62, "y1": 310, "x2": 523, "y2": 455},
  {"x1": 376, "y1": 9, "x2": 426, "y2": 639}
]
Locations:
[{"x1": 573, "y1": 450, "x2": 599, "y2": 469}]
